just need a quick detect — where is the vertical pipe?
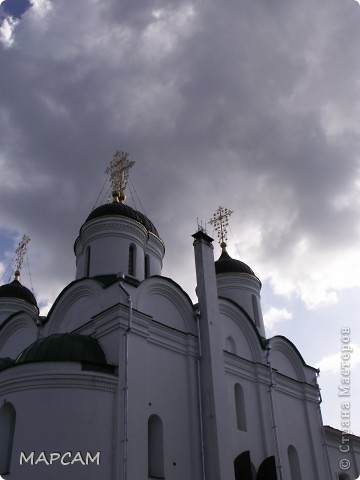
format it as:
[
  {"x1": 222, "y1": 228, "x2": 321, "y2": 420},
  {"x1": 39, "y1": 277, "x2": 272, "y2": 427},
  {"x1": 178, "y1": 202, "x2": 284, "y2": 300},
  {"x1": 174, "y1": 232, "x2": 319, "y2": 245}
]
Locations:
[
  {"x1": 265, "y1": 345, "x2": 283, "y2": 480},
  {"x1": 316, "y1": 371, "x2": 334, "y2": 480},
  {"x1": 118, "y1": 275, "x2": 132, "y2": 480},
  {"x1": 195, "y1": 307, "x2": 206, "y2": 480}
]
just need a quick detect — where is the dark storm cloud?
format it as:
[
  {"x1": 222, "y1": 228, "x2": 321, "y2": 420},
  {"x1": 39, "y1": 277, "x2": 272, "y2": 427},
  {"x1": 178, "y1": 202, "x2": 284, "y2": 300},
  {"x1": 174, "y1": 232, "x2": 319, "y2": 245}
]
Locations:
[
  {"x1": 1, "y1": 0, "x2": 360, "y2": 308},
  {"x1": 1, "y1": 0, "x2": 31, "y2": 20}
]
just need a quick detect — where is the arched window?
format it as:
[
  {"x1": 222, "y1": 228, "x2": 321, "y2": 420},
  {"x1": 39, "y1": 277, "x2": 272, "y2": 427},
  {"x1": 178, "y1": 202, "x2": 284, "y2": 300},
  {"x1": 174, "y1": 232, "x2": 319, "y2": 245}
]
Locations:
[
  {"x1": 288, "y1": 445, "x2": 302, "y2": 480},
  {"x1": 234, "y1": 383, "x2": 247, "y2": 431},
  {"x1": 128, "y1": 244, "x2": 136, "y2": 277},
  {"x1": 148, "y1": 414, "x2": 164, "y2": 478},
  {"x1": 84, "y1": 246, "x2": 91, "y2": 277},
  {"x1": 145, "y1": 254, "x2": 150, "y2": 278},
  {"x1": 258, "y1": 455, "x2": 277, "y2": 479},
  {"x1": 234, "y1": 451, "x2": 256, "y2": 480},
  {"x1": 252, "y1": 294, "x2": 260, "y2": 327},
  {"x1": 0, "y1": 402, "x2": 16, "y2": 474},
  {"x1": 226, "y1": 336, "x2": 237, "y2": 354}
]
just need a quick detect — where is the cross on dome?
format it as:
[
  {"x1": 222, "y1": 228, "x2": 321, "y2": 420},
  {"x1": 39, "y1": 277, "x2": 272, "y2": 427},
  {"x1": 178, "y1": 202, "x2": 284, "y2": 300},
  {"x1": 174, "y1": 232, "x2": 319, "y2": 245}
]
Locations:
[
  {"x1": 15, "y1": 234, "x2": 30, "y2": 280},
  {"x1": 209, "y1": 206, "x2": 233, "y2": 251},
  {"x1": 105, "y1": 151, "x2": 135, "y2": 203}
]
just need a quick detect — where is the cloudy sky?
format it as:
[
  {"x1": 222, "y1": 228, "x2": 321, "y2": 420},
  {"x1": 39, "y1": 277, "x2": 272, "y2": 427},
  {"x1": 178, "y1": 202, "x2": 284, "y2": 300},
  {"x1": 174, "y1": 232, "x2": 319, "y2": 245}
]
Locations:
[{"x1": 1, "y1": 0, "x2": 360, "y2": 434}]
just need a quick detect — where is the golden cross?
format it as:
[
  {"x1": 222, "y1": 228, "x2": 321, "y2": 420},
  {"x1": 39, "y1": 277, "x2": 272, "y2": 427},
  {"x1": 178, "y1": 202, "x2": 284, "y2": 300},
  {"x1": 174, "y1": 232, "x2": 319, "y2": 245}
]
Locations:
[
  {"x1": 209, "y1": 206, "x2": 233, "y2": 250},
  {"x1": 15, "y1": 234, "x2": 30, "y2": 275},
  {"x1": 105, "y1": 151, "x2": 135, "y2": 203}
]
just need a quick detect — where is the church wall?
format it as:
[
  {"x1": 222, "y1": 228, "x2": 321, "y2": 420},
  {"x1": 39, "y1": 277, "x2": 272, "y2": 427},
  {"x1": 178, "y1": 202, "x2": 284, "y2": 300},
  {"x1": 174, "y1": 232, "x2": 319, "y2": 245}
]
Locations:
[
  {"x1": 0, "y1": 315, "x2": 38, "y2": 359},
  {"x1": 145, "y1": 233, "x2": 165, "y2": 277},
  {"x1": 0, "y1": 300, "x2": 38, "y2": 327},
  {"x1": 75, "y1": 218, "x2": 147, "y2": 279},
  {"x1": 268, "y1": 378, "x2": 329, "y2": 479},
  {"x1": 325, "y1": 427, "x2": 360, "y2": 479},
  {"x1": 217, "y1": 275, "x2": 265, "y2": 337},
  {"x1": 225, "y1": 368, "x2": 270, "y2": 470},
  {"x1": 123, "y1": 320, "x2": 202, "y2": 479},
  {"x1": 0, "y1": 362, "x2": 116, "y2": 480}
]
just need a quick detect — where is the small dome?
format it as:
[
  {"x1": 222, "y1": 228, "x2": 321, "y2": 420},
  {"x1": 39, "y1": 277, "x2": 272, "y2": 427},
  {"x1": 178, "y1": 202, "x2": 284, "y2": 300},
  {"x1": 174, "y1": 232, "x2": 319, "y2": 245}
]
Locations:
[
  {"x1": 0, "y1": 279, "x2": 38, "y2": 310},
  {"x1": 215, "y1": 250, "x2": 259, "y2": 279},
  {"x1": 16, "y1": 333, "x2": 107, "y2": 365},
  {"x1": 86, "y1": 203, "x2": 159, "y2": 237}
]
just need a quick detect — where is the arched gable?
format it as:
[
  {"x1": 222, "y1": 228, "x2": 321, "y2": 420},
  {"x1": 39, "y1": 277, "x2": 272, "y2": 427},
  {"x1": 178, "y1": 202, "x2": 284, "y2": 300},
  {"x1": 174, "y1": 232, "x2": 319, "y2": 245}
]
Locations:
[
  {"x1": 46, "y1": 279, "x2": 103, "y2": 334},
  {"x1": 0, "y1": 312, "x2": 38, "y2": 359},
  {"x1": 135, "y1": 276, "x2": 195, "y2": 334},
  {"x1": 268, "y1": 336, "x2": 307, "y2": 382},
  {"x1": 219, "y1": 299, "x2": 263, "y2": 363}
]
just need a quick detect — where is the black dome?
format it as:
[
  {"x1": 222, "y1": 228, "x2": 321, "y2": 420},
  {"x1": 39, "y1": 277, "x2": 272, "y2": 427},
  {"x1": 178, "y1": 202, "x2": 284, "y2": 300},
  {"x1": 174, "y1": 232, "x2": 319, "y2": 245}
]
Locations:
[
  {"x1": 215, "y1": 250, "x2": 259, "y2": 279},
  {"x1": 0, "y1": 279, "x2": 38, "y2": 310},
  {"x1": 86, "y1": 202, "x2": 159, "y2": 237},
  {"x1": 16, "y1": 333, "x2": 107, "y2": 365}
]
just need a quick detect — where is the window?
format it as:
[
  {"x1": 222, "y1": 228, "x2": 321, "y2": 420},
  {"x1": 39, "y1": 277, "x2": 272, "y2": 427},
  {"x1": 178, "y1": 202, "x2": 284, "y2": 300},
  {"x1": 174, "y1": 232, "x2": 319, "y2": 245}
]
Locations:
[
  {"x1": 85, "y1": 246, "x2": 91, "y2": 277},
  {"x1": 234, "y1": 451, "x2": 256, "y2": 480},
  {"x1": 148, "y1": 414, "x2": 164, "y2": 478},
  {"x1": 0, "y1": 402, "x2": 16, "y2": 474},
  {"x1": 252, "y1": 294, "x2": 260, "y2": 327},
  {"x1": 128, "y1": 244, "x2": 136, "y2": 277},
  {"x1": 145, "y1": 254, "x2": 150, "y2": 278},
  {"x1": 288, "y1": 445, "x2": 302, "y2": 480},
  {"x1": 258, "y1": 456, "x2": 277, "y2": 479},
  {"x1": 234, "y1": 383, "x2": 247, "y2": 431}
]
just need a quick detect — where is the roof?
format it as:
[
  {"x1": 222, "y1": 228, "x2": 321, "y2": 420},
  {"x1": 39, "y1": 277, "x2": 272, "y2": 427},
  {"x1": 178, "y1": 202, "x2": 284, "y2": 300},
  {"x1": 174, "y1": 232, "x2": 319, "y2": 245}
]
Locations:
[
  {"x1": 86, "y1": 202, "x2": 159, "y2": 237},
  {"x1": 0, "y1": 279, "x2": 38, "y2": 310},
  {"x1": 16, "y1": 333, "x2": 107, "y2": 365},
  {"x1": 215, "y1": 250, "x2": 257, "y2": 277}
]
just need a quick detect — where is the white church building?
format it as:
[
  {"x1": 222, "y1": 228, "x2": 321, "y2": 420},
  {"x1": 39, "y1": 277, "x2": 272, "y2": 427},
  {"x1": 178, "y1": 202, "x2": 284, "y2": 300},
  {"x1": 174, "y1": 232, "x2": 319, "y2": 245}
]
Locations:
[{"x1": 0, "y1": 152, "x2": 359, "y2": 480}]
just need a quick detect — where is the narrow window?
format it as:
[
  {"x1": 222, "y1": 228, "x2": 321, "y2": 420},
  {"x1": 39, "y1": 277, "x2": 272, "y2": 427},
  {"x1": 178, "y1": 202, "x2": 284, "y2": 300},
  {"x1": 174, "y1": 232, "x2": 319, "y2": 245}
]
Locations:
[
  {"x1": 148, "y1": 414, "x2": 164, "y2": 478},
  {"x1": 85, "y1": 246, "x2": 91, "y2": 277},
  {"x1": 226, "y1": 336, "x2": 237, "y2": 354},
  {"x1": 128, "y1": 244, "x2": 136, "y2": 276},
  {"x1": 288, "y1": 445, "x2": 302, "y2": 480},
  {"x1": 0, "y1": 402, "x2": 16, "y2": 474},
  {"x1": 234, "y1": 383, "x2": 247, "y2": 431},
  {"x1": 252, "y1": 294, "x2": 260, "y2": 327},
  {"x1": 145, "y1": 254, "x2": 150, "y2": 278},
  {"x1": 338, "y1": 474, "x2": 350, "y2": 480}
]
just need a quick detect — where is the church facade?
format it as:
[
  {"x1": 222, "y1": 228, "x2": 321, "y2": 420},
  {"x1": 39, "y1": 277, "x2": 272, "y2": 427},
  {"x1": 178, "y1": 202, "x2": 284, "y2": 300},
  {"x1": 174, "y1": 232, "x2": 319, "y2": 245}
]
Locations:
[{"x1": 0, "y1": 152, "x2": 359, "y2": 480}]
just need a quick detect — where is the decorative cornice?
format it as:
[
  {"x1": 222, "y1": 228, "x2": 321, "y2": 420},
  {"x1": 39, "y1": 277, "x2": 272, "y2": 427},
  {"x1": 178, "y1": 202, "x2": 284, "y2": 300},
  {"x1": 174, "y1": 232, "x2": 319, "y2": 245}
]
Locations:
[
  {"x1": 217, "y1": 274, "x2": 260, "y2": 292},
  {"x1": 76, "y1": 219, "x2": 148, "y2": 254},
  {"x1": 0, "y1": 368, "x2": 117, "y2": 395}
]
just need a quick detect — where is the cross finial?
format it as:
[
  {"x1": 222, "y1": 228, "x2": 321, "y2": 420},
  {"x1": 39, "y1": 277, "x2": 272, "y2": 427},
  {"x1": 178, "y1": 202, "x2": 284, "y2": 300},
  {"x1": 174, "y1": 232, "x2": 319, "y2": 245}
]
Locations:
[
  {"x1": 15, "y1": 234, "x2": 30, "y2": 281},
  {"x1": 105, "y1": 151, "x2": 135, "y2": 203},
  {"x1": 209, "y1": 206, "x2": 233, "y2": 251}
]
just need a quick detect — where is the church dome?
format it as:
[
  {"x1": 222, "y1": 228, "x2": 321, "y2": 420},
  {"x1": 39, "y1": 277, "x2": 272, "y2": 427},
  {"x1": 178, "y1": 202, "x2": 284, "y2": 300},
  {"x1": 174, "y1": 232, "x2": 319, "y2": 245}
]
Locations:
[
  {"x1": 0, "y1": 278, "x2": 38, "y2": 310},
  {"x1": 85, "y1": 202, "x2": 159, "y2": 237},
  {"x1": 16, "y1": 333, "x2": 107, "y2": 365},
  {"x1": 215, "y1": 250, "x2": 260, "y2": 281}
]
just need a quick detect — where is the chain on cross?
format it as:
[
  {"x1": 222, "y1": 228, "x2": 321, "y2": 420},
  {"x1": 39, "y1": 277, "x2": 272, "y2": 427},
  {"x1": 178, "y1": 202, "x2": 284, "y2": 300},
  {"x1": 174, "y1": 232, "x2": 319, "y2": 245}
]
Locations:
[
  {"x1": 209, "y1": 206, "x2": 233, "y2": 250},
  {"x1": 15, "y1": 234, "x2": 30, "y2": 275},
  {"x1": 105, "y1": 151, "x2": 135, "y2": 203}
]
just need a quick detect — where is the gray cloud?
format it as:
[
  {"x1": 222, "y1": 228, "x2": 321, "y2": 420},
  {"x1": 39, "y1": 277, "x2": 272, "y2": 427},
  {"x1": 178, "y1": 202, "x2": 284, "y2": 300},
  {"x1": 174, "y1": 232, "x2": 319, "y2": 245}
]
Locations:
[{"x1": 1, "y1": 0, "x2": 360, "y2": 309}]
